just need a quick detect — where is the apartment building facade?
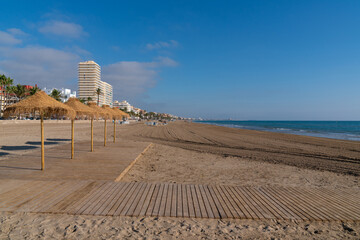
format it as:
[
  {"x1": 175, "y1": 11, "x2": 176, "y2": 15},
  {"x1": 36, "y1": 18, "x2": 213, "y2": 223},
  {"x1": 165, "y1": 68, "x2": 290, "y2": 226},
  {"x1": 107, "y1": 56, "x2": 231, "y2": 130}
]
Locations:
[{"x1": 78, "y1": 60, "x2": 113, "y2": 106}]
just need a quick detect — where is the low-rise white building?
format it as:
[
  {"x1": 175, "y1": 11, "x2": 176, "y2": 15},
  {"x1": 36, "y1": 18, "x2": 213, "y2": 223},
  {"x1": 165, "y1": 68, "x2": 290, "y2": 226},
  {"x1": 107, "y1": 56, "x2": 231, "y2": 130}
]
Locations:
[
  {"x1": 42, "y1": 87, "x2": 76, "y2": 103},
  {"x1": 115, "y1": 100, "x2": 133, "y2": 112}
]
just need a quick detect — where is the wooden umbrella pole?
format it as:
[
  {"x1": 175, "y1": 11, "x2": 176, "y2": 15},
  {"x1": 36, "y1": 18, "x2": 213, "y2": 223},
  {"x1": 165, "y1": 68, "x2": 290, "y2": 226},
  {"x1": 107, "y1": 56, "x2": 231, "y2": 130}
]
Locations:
[
  {"x1": 91, "y1": 118, "x2": 94, "y2": 152},
  {"x1": 104, "y1": 119, "x2": 107, "y2": 146},
  {"x1": 71, "y1": 119, "x2": 74, "y2": 159},
  {"x1": 41, "y1": 115, "x2": 45, "y2": 170},
  {"x1": 113, "y1": 120, "x2": 116, "y2": 143}
]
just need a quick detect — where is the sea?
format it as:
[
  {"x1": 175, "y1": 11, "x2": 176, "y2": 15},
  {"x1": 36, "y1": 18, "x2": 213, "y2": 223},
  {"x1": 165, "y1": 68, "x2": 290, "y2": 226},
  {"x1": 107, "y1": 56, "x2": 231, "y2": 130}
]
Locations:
[{"x1": 195, "y1": 120, "x2": 360, "y2": 141}]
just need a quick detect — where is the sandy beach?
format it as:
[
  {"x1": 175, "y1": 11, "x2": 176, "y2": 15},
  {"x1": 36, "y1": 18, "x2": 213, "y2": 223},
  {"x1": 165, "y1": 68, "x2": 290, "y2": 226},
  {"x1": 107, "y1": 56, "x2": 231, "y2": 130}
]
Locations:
[{"x1": 0, "y1": 120, "x2": 359, "y2": 239}]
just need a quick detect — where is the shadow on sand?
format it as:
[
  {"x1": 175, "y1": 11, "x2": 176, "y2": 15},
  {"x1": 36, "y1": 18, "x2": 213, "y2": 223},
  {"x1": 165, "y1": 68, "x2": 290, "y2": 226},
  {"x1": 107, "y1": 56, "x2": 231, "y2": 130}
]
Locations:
[
  {"x1": 1, "y1": 146, "x2": 38, "y2": 151},
  {"x1": 26, "y1": 141, "x2": 59, "y2": 146},
  {"x1": 0, "y1": 165, "x2": 39, "y2": 171},
  {"x1": 0, "y1": 152, "x2": 10, "y2": 157},
  {"x1": 47, "y1": 138, "x2": 71, "y2": 141}
]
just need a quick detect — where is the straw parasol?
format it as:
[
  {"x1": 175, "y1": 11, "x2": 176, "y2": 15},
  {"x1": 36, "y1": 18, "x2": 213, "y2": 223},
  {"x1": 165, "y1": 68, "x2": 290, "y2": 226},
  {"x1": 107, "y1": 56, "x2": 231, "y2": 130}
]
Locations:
[
  {"x1": 112, "y1": 107, "x2": 130, "y2": 119},
  {"x1": 65, "y1": 98, "x2": 97, "y2": 157},
  {"x1": 87, "y1": 102, "x2": 112, "y2": 146},
  {"x1": 4, "y1": 91, "x2": 76, "y2": 170},
  {"x1": 102, "y1": 105, "x2": 123, "y2": 143}
]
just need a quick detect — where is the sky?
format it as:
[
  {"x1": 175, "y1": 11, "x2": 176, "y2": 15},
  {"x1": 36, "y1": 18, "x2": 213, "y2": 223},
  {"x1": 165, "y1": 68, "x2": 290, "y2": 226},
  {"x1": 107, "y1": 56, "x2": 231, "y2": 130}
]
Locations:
[{"x1": 0, "y1": 0, "x2": 360, "y2": 120}]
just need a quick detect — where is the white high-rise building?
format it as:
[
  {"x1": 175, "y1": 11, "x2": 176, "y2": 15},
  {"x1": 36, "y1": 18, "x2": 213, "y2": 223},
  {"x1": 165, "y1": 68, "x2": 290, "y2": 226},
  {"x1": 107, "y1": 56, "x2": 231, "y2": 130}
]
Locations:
[{"x1": 78, "y1": 61, "x2": 113, "y2": 106}]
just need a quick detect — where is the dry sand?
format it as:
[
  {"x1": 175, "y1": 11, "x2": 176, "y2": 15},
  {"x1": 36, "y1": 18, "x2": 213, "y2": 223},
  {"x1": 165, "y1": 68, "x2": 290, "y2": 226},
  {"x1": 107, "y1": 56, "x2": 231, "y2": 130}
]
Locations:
[{"x1": 0, "y1": 120, "x2": 360, "y2": 239}]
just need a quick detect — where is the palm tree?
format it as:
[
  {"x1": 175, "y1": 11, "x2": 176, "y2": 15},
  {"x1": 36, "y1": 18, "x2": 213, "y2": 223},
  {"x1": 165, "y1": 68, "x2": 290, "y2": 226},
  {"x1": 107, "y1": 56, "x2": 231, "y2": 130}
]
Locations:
[
  {"x1": 8, "y1": 84, "x2": 26, "y2": 101},
  {"x1": 87, "y1": 96, "x2": 92, "y2": 103},
  {"x1": 29, "y1": 85, "x2": 41, "y2": 95},
  {"x1": 96, "y1": 88, "x2": 101, "y2": 106},
  {"x1": 79, "y1": 98, "x2": 86, "y2": 104},
  {"x1": 0, "y1": 75, "x2": 14, "y2": 111},
  {"x1": 49, "y1": 89, "x2": 62, "y2": 102}
]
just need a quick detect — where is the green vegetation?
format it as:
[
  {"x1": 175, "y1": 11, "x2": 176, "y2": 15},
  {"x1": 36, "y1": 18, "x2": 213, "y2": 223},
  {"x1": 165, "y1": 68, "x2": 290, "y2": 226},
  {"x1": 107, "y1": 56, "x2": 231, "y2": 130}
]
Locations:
[
  {"x1": 49, "y1": 89, "x2": 62, "y2": 102},
  {"x1": 96, "y1": 88, "x2": 101, "y2": 106}
]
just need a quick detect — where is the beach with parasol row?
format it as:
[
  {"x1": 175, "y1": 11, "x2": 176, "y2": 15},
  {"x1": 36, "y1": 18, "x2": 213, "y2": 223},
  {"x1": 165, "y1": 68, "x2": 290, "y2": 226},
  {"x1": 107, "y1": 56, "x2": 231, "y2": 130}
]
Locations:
[{"x1": 3, "y1": 91, "x2": 129, "y2": 170}]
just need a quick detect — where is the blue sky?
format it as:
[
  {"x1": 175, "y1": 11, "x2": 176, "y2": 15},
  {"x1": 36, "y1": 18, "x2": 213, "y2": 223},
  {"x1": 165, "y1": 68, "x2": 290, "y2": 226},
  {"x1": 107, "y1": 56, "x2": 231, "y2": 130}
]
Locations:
[{"x1": 0, "y1": 1, "x2": 360, "y2": 120}]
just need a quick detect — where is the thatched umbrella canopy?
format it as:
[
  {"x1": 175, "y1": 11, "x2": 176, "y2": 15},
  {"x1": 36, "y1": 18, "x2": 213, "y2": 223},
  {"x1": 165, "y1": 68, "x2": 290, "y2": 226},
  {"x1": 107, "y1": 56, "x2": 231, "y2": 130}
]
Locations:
[
  {"x1": 102, "y1": 105, "x2": 122, "y2": 120},
  {"x1": 87, "y1": 102, "x2": 111, "y2": 119},
  {"x1": 87, "y1": 102, "x2": 112, "y2": 146},
  {"x1": 3, "y1": 91, "x2": 76, "y2": 171},
  {"x1": 4, "y1": 91, "x2": 76, "y2": 119},
  {"x1": 101, "y1": 105, "x2": 122, "y2": 143},
  {"x1": 112, "y1": 108, "x2": 130, "y2": 119},
  {"x1": 65, "y1": 98, "x2": 98, "y2": 157},
  {"x1": 65, "y1": 98, "x2": 97, "y2": 119}
]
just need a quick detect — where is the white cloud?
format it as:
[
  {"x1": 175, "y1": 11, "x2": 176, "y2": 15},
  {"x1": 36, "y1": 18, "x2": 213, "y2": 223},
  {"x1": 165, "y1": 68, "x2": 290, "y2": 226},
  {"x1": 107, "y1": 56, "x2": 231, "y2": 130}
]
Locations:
[
  {"x1": 0, "y1": 46, "x2": 80, "y2": 87},
  {"x1": 7, "y1": 28, "x2": 26, "y2": 36},
  {"x1": 38, "y1": 20, "x2": 87, "y2": 38},
  {"x1": 102, "y1": 57, "x2": 178, "y2": 100},
  {"x1": 146, "y1": 40, "x2": 178, "y2": 50},
  {"x1": 0, "y1": 31, "x2": 21, "y2": 45}
]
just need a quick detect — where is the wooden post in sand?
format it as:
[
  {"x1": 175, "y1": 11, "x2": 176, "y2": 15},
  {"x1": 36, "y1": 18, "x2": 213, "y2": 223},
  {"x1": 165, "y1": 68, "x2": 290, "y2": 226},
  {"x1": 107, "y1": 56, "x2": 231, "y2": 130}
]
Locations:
[
  {"x1": 113, "y1": 120, "x2": 116, "y2": 143},
  {"x1": 41, "y1": 115, "x2": 45, "y2": 170},
  {"x1": 71, "y1": 119, "x2": 74, "y2": 159},
  {"x1": 91, "y1": 118, "x2": 94, "y2": 152},
  {"x1": 104, "y1": 119, "x2": 107, "y2": 146}
]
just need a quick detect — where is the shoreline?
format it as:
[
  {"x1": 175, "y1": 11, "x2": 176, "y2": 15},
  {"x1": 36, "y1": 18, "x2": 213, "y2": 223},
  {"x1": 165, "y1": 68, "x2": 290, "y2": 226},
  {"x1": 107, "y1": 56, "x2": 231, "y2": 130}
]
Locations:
[{"x1": 195, "y1": 120, "x2": 360, "y2": 142}]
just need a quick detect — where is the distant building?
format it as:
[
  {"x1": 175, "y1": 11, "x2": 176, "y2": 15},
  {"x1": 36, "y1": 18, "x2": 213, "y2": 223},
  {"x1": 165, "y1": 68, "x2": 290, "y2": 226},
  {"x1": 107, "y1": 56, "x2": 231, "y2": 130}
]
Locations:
[
  {"x1": 42, "y1": 87, "x2": 76, "y2": 103},
  {"x1": 0, "y1": 85, "x2": 33, "y2": 113},
  {"x1": 115, "y1": 100, "x2": 133, "y2": 112},
  {"x1": 78, "y1": 60, "x2": 113, "y2": 106}
]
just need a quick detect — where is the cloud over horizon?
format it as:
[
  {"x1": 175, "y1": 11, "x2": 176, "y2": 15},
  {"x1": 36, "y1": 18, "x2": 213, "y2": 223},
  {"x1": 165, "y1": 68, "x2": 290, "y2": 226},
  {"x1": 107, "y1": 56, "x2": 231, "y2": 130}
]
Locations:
[
  {"x1": 39, "y1": 20, "x2": 87, "y2": 38},
  {"x1": 102, "y1": 57, "x2": 178, "y2": 100}
]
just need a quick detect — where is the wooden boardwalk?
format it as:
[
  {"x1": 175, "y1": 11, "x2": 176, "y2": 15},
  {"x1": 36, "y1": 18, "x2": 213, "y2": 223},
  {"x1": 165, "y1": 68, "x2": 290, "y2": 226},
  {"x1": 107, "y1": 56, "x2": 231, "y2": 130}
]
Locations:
[{"x1": 0, "y1": 179, "x2": 359, "y2": 221}]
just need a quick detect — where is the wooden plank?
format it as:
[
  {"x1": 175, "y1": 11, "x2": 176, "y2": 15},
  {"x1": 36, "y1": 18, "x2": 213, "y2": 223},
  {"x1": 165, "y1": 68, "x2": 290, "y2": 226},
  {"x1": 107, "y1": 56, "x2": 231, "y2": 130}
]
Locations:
[
  {"x1": 171, "y1": 184, "x2": 177, "y2": 217},
  {"x1": 94, "y1": 182, "x2": 127, "y2": 215},
  {"x1": 35, "y1": 181, "x2": 88, "y2": 213},
  {"x1": 77, "y1": 182, "x2": 115, "y2": 215},
  {"x1": 158, "y1": 183, "x2": 169, "y2": 217},
  {"x1": 211, "y1": 185, "x2": 233, "y2": 219},
  {"x1": 248, "y1": 187, "x2": 286, "y2": 219},
  {"x1": 182, "y1": 184, "x2": 189, "y2": 218},
  {"x1": 194, "y1": 185, "x2": 208, "y2": 218},
  {"x1": 268, "y1": 187, "x2": 324, "y2": 220},
  {"x1": 105, "y1": 182, "x2": 134, "y2": 216},
  {"x1": 87, "y1": 182, "x2": 120, "y2": 215},
  {"x1": 15, "y1": 181, "x2": 75, "y2": 212},
  {"x1": 263, "y1": 187, "x2": 310, "y2": 221},
  {"x1": 232, "y1": 187, "x2": 269, "y2": 219},
  {"x1": 198, "y1": 185, "x2": 215, "y2": 218},
  {"x1": 204, "y1": 186, "x2": 223, "y2": 219},
  {"x1": 0, "y1": 180, "x2": 28, "y2": 195},
  {"x1": 186, "y1": 185, "x2": 196, "y2": 218},
  {"x1": 219, "y1": 186, "x2": 248, "y2": 219},
  {"x1": 164, "y1": 183, "x2": 173, "y2": 217},
  {"x1": 54, "y1": 181, "x2": 103, "y2": 213},
  {"x1": 146, "y1": 184, "x2": 162, "y2": 216},
  {"x1": 139, "y1": 183, "x2": 156, "y2": 216},
  {"x1": 151, "y1": 183, "x2": 165, "y2": 216},
  {"x1": 125, "y1": 182, "x2": 148, "y2": 216},
  {"x1": 288, "y1": 187, "x2": 350, "y2": 220},
  {"x1": 0, "y1": 181, "x2": 44, "y2": 207},
  {"x1": 0, "y1": 181, "x2": 56, "y2": 211},
  {"x1": 115, "y1": 182, "x2": 143, "y2": 216},
  {"x1": 279, "y1": 187, "x2": 333, "y2": 220},
  {"x1": 176, "y1": 184, "x2": 183, "y2": 218},
  {"x1": 257, "y1": 187, "x2": 300, "y2": 220},
  {"x1": 190, "y1": 185, "x2": 202, "y2": 218},
  {"x1": 301, "y1": 187, "x2": 360, "y2": 219}
]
